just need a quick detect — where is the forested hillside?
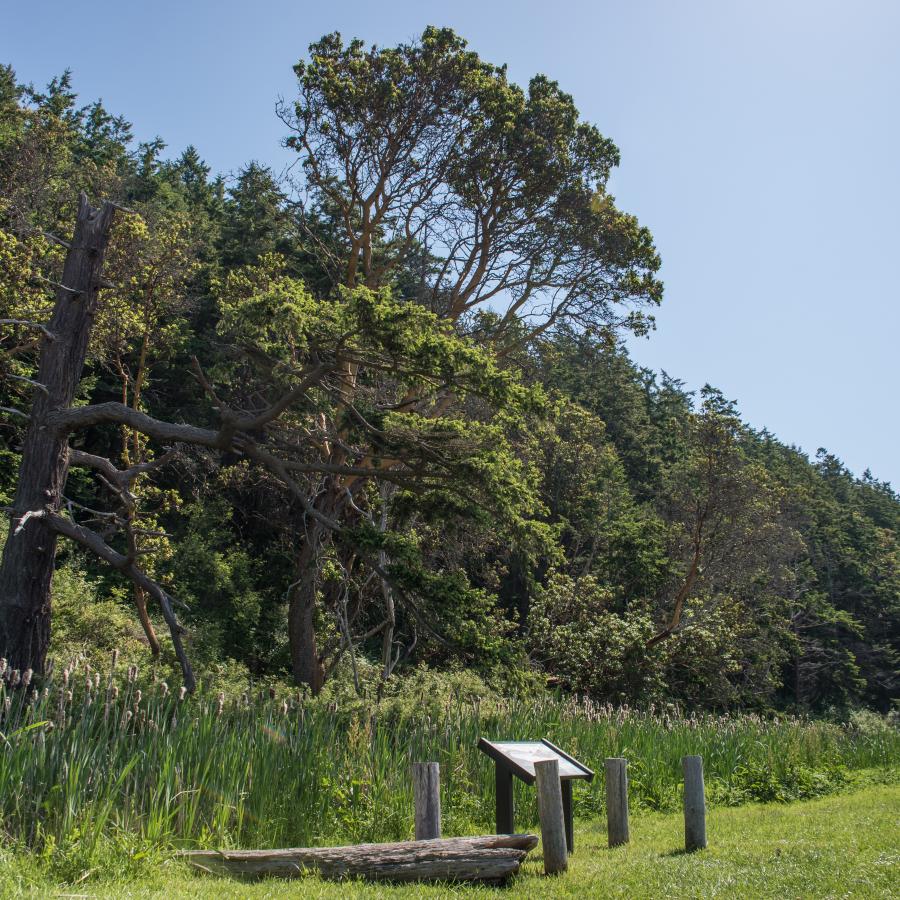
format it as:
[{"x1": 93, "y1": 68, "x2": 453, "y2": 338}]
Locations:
[{"x1": 1, "y1": 31, "x2": 897, "y2": 713}]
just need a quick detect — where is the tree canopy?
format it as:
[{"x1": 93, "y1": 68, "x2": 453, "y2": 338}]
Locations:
[{"x1": 0, "y1": 33, "x2": 896, "y2": 713}]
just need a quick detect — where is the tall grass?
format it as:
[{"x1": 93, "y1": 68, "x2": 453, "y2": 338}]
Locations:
[{"x1": 0, "y1": 654, "x2": 896, "y2": 869}]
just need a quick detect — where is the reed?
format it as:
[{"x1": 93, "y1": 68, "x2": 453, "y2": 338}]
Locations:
[{"x1": 0, "y1": 654, "x2": 895, "y2": 868}]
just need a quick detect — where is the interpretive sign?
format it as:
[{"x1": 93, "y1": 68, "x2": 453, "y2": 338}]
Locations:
[{"x1": 477, "y1": 738, "x2": 593, "y2": 851}]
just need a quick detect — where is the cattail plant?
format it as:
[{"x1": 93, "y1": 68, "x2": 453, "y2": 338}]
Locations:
[{"x1": 0, "y1": 655, "x2": 893, "y2": 871}]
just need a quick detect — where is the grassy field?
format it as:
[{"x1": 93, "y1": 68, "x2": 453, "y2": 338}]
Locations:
[{"x1": 1, "y1": 784, "x2": 897, "y2": 898}]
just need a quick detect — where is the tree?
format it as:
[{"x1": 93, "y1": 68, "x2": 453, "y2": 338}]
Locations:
[
  {"x1": 0, "y1": 196, "x2": 118, "y2": 676},
  {"x1": 647, "y1": 387, "x2": 787, "y2": 649},
  {"x1": 266, "y1": 26, "x2": 662, "y2": 689}
]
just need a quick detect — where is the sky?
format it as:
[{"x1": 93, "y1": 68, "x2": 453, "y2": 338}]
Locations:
[{"x1": 4, "y1": 0, "x2": 898, "y2": 485}]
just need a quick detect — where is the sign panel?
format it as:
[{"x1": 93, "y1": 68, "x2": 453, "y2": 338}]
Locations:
[{"x1": 478, "y1": 738, "x2": 594, "y2": 784}]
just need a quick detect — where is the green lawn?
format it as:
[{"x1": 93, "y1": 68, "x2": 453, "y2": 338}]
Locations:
[{"x1": 2, "y1": 785, "x2": 898, "y2": 898}]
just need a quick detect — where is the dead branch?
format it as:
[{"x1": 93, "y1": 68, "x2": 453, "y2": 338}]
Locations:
[{"x1": 37, "y1": 509, "x2": 196, "y2": 691}]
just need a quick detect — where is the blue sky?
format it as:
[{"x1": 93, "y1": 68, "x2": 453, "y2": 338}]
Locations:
[{"x1": 4, "y1": 0, "x2": 898, "y2": 485}]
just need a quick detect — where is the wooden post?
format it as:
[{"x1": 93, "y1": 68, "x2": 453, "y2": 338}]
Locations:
[
  {"x1": 683, "y1": 755, "x2": 707, "y2": 851},
  {"x1": 534, "y1": 758, "x2": 568, "y2": 875},
  {"x1": 604, "y1": 758, "x2": 630, "y2": 847},
  {"x1": 561, "y1": 779, "x2": 574, "y2": 852},
  {"x1": 496, "y1": 763, "x2": 514, "y2": 834},
  {"x1": 412, "y1": 762, "x2": 441, "y2": 840}
]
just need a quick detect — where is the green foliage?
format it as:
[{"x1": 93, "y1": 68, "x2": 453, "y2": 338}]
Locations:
[
  {"x1": 49, "y1": 565, "x2": 149, "y2": 671},
  {"x1": 0, "y1": 43, "x2": 897, "y2": 713},
  {"x1": 529, "y1": 571, "x2": 661, "y2": 701},
  {"x1": 0, "y1": 658, "x2": 895, "y2": 875}
]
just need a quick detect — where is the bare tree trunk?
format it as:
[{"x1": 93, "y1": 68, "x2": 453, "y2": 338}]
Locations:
[
  {"x1": 0, "y1": 195, "x2": 116, "y2": 674},
  {"x1": 288, "y1": 524, "x2": 327, "y2": 693}
]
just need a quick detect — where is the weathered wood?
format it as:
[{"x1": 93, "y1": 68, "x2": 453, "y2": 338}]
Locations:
[
  {"x1": 179, "y1": 834, "x2": 538, "y2": 884},
  {"x1": 683, "y1": 755, "x2": 707, "y2": 851},
  {"x1": 412, "y1": 762, "x2": 441, "y2": 840},
  {"x1": 0, "y1": 195, "x2": 116, "y2": 675},
  {"x1": 534, "y1": 758, "x2": 568, "y2": 875},
  {"x1": 605, "y1": 757, "x2": 630, "y2": 847}
]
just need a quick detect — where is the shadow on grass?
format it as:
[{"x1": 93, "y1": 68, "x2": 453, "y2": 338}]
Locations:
[{"x1": 660, "y1": 846, "x2": 708, "y2": 858}]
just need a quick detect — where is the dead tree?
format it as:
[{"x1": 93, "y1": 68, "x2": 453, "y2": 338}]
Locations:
[{"x1": 0, "y1": 195, "x2": 117, "y2": 678}]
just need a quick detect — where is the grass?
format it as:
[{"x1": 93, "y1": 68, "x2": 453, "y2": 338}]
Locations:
[
  {"x1": 0, "y1": 655, "x2": 897, "y2": 881},
  {"x1": 0, "y1": 784, "x2": 897, "y2": 898}
]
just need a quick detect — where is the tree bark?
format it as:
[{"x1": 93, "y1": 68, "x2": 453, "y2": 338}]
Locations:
[
  {"x1": 0, "y1": 195, "x2": 116, "y2": 674},
  {"x1": 288, "y1": 522, "x2": 327, "y2": 693}
]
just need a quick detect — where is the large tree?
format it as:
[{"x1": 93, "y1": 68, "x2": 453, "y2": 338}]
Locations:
[{"x1": 266, "y1": 27, "x2": 662, "y2": 689}]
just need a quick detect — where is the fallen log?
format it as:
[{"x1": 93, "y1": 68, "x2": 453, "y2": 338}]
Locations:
[{"x1": 179, "y1": 833, "x2": 539, "y2": 884}]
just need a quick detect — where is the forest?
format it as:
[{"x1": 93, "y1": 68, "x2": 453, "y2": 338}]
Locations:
[{"x1": 1, "y1": 28, "x2": 898, "y2": 718}]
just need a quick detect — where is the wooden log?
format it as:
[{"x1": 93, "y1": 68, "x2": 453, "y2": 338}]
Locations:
[
  {"x1": 534, "y1": 758, "x2": 568, "y2": 875},
  {"x1": 604, "y1": 757, "x2": 630, "y2": 847},
  {"x1": 412, "y1": 761, "x2": 441, "y2": 840},
  {"x1": 683, "y1": 755, "x2": 707, "y2": 851},
  {"x1": 179, "y1": 833, "x2": 539, "y2": 884}
]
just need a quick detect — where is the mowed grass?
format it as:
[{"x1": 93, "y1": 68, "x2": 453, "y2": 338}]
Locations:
[{"x1": 2, "y1": 784, "x2": 897, "y2": 898}]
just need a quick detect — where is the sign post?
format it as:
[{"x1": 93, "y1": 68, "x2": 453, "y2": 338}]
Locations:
[{"x1": 477, "y1": 738, "x2": 593, "y2": 852}]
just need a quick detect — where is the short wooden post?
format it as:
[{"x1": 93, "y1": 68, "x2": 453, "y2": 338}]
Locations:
[
  {"x1": 604, "y1": 757, "x2": 630, "y2": 847},
  {"x1": 534, "y1": 758, "x2": 568, "y2": 875},
  {"x1": 412, "y1": 762, "x2": 441, "y2": 840},
  {"x1": 683, "y1": 755, "x2": 707, "y2": 851}
]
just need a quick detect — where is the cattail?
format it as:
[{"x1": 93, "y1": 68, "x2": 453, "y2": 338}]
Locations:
[
  {"x1": 269, "y1": 686, "x2": 276, "y2": 699},
  {"x1": 3, "y1": 697, "x2": 10, "y2": 716},
  {"x1": 159, "y1": 682, "x2": 169, "y2": 697},
  {"x1": 122, "y1": 709, "x2": 133, "y2": 729},
  {"x1": 281, "y1": 699, "x2": 288, "y2": 716},
  {"x1": 112, "y1": 685, "x2": 119, "y2": 700},
  {"x1": 216, "y1": 692, "x2": 225, "y2": 716},
  {"x1": 22, "y1": 668, "x2": 32, "y2": 689},
  {"x1": 0, "y1": 658, "x2": 7, "y2": 677},
  {"x1": 178, "y1": 686, "x2": 187, "y2": 701},
  {"x1": 66, "y1": 691, "x2": 73, "y2": 705},
  {"x1": 94, "y1": 673, "x2": 101, "y2": 690},
  {"x1": 127, "y1": 665, "x2": 138, "y2": 684},
  {"x1": 111, "y1": 648, "x2": 120, "y2": 670},
  {"x1": 62, "y1": 668, "x2": 70, "y2": 688},
  {"x1": 9, "y1": 669, "x2": 20, "y2": 688}
]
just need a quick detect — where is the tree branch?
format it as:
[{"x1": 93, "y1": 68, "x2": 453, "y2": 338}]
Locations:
[{"x1": 38, "y1": 509, "x2": 196, "y2": 691}]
